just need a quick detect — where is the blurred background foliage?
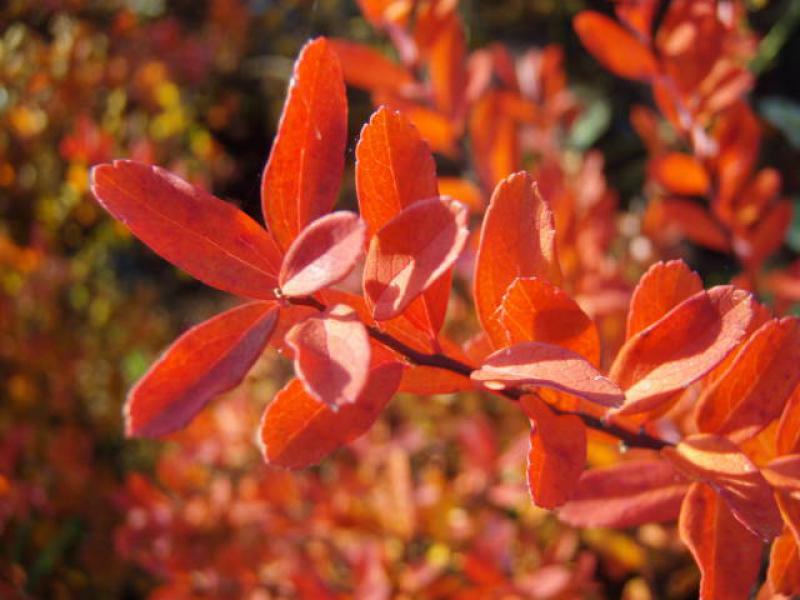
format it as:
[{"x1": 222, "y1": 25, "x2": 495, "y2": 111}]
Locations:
[{"x1": 0, "y1": 0, "x2": 798, "y2": 598}]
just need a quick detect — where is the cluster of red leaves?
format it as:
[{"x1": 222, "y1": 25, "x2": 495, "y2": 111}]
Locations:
[
  {"x1": 575, "y1": 0, "x2": 793, "y2": 288},
  {"x1": 91, "y1": 9, "x2": 800, "y2": 594}
]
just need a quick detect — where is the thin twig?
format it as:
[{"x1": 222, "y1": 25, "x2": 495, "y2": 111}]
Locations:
[{"x1": 286, "y1": 295, "x2": 672, "y2": 451}]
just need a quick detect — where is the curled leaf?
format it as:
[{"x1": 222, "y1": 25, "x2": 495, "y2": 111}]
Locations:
[
  {"x1": 279, "y1": 211, "x2": 366, "y2": 297},
  {"x1": 611, "y1": 286, "x2": 755, "y2": 416},
  {"x1": 364, "y1": 196, "x2": 468, "y2": 320},
  {"x1": 285, "y1": 305, "x2": 371, "y2": 410},
  {"x1": 471, "y1": 342, "x2": 624, "y2": 408}
]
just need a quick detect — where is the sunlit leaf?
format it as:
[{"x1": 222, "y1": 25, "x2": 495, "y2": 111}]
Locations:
[
  {"x1": 261, "y1": 37, "x2": 347, "y2": 250},
  {"x1": 91, "y1": 160, "x2": 283, "y2": 299},
  {"x1": 126, "y1": 302, "x2": 279, "y2": 437},
  {"x1": 279, "y1": 211, "x2": 366, "y2": 297}
]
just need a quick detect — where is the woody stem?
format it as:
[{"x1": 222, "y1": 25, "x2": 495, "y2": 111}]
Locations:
[{"x1": 286, "y1": 295, "x2": 672, "y2": 451}]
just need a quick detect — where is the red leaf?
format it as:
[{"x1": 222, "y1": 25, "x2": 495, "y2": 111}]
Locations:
[
  {"x1": 490, "y1": 276, "x2": 600, "y2": 366},
  {"x1": 778, "y1": 385, "x2": 800, "y2": 455},
  {"x1": 261, "y1": 37, "x2": 347, "y2": 251},
  {"x1": 610, "y1": 286, "x2": 755, "y2": 416},
  {"x1": 650, "y1": 153, "x2": 710, "y2": 196},
  {"x1": 474, "y1": 172, "x2": 561, "y2": 340},
  {"x1": 364, "y1": 196, "x2": 468, "y2": 320},
  {"x1": 329, "y1": 39, "x2": 414, "y2": 95},
  {"x1": 126, "y1": 302, "x2": 279, "y2": 437},
  {"x1": 427, "y1": 14, "x2": 467, "y2": 120},
  {"x1": 356, "y1": 106, "x2": 439, "y2": 234},
  {"x1": 663, "y1": 434, "x2": 783, "y2": 540},
  {"x1": 626, "y1": 260, "x2": 703, "y2": 340},
  {"x1": 259, "y1": 359, "x2": 403, "y2": 469},
  {"x1": 471, "y1": 342, "x2": 624, "y2": 408},
  {"x1": 695, "y1": 318, "x2": 800, "y2": 441},
  {"x1": 469, "y1": 92, "x2": 520, "y2": 191},
  {"x1": 356, "y1": 106, "x2": 451, "y2": 336},
  {"x1": 679, "y1": 483, "x2": 764, "y2": 600},
  {"x1": 573, "y1": 11, "x2": 658, "y2": 80},
  {"x1": 91, "y1": 160, "x2": 283, "y2": 299},
  {"x1": 522, "y1": 395, "x2": 587, "y2": 509},
  {"x1": 661, "y1": 199, "x2": 732, "y2": 253},
  {"x1": 398, "y1": 365, "x2": 472, "y2": 394},
  {"x1": 768, "y1": 530, "x2": 800, "y2": 595},
  {"x1": 559, "y1": 459, "x2": 689, "y2": 528},
  {"x1": 279, "y1": 211, "x2": 366, "y2": 297},
  {"x1": 285, "y1": 305, "x2": 371, "y2": 409}
]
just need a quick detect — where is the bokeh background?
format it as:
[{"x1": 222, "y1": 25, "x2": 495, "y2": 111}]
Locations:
[{"x1": 1, "y1": 1, "x2": 799, "y2": 598}]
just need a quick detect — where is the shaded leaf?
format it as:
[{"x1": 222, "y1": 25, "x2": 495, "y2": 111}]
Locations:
[
  {"x1": 679, "y1": 483, "x2": 763, "y2": 600},
  {"x1": 329, "y1": 39, "x2": 414, "y2": 95},
  {"x1": 574, "y1": 11, "x2": 658, "y2": 80},
  {"x1": 626, "y1": 260, "x2": 704, "y2": 340},
  {"x1": 559, "y1": 459, "x2": 689, "y2": 528},
  {"x1": 522, "y1": 395, "x2": 586, "y2": 509},
  {"x1": 91, "y1": 161, "x2": 282, "y2": 299},
  {"x1": 471, "y1": 342, "x2": 624, "y2": 408},
  {"x1": 261, "y1": 37, "x2": 347, "y2": 250},
  {"x1": 661, "y1": 199, "x2": 732, "y2": 253},
  {"x1": 768, "y1": 530, "x2": 800, "y2": 595},
  {"x1": 491, "y1": 276, "x2": 600, "y2": 366},
  {"x1": 474, "y1": 172, "x2": 561, "y2": 339},
  {"x1": 356, "y1": 106, "x2": 439, "y2": 234},
  {"x1": 126, "y1": 302, "x2": 279, "y2": 437},
  {"x1": 650, "y1": 153, "x2": 710, "y2": 196},
  {"x1": 259, "y1": 359, "x2": 403, "y2": 469},
  {"x1": 285, "y1": 305, "x2": 371, "y2": 410},
  {"x1": 364, "y1": 196, "x2": 468, "y2": 320},
  {"x1": 663, "y1": 434, "x2": 783, "y2": 540},
  {"x1": 279, "y1": 211, "x2": 366, "y2": 297}
]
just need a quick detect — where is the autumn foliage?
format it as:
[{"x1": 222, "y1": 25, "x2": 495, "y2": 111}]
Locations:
[{"x1": 4, "y1": 0, "x2": 800, "y2": 598}]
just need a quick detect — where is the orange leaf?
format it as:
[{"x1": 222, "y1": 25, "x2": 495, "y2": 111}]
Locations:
[
  {"x1": 778, "y1": 385, "x2": 800, "y2": 455},
  {"x1": 650, "y1": 153, "x2": 710, "y2": 196},
  {"x1": 356, "y1": 106, "x2": 439, "y2": 234},
  {"x1": 126, "y1": 302, "x2": 279, "y2": 437},
  {"x1": 626, "y1": 260, "x2": 703, "y2": 340},
  {"x1": 695, "y1": 318, "x2": 800, "y2": 441},
  {"x1": 398, "y1": 365, "x2": 472, "y2": 394},
  {"x1": 473, "y1": 172, "x2": 561, "y2": 340},
  {"x1": 285, "y1": 305, "x2": 371, "y2": 410},
  {"x1": 279, "y1": 211, "x2": 366, "y2": 297},
  {"x1": 559, "y1": 459, "x2": 689, "y2": 528},
  {"x1": 427, "y1": 14, "x2": 467, "y2": 120},
  {"x1": 469, "y1": 92, "x2": 520, "y2": 190},
  {"x1": 261, "y1": 37, "x2": 347, "y2": 250},
  {"x1": 574, "y1": 11, "x2": 658, "y2": 80},
  {"x1": 739, "y1": 200, "x2": 793, "y2": 270},
  {"x1": 521, "y1": 395, "x2": 587, "y2": 509},
  {"x1": 610, "y1": 286, "x2": 755, "y2": 415},
  {"x1": 763, "y1": 455, "x2": 800, "y2": 494},
  {"x1": 768, "y1": 530, "x2": 800, "y2": 595},
  {"x1": 364, "y1": 196, "x2": 468, "y2": 320},
  {"x1": 91, "y1": 161, "x2": 283, "y2": 299},
  {"x1": 661, "y1": 199, "x2": 732, "y2": 253},
  {"x1": 490, "y1": 276, "x2": 600, "y2": 366},
  {"x1": 260, "y1": 358, "x2": 403, "y2": 469},
  {"x1": 664, "y1": 434, "x2": 783, "y2": 540},
  {"x1": 438, "y1": 176, "x2": 484, "y2": 213},
  {"x1": 471, "y1": 342, "x2": 624, "y2": 408},
  {"x1": 329, "y1": 39, "x2": 414, "y2": 95},
  {"x1": 356, "y1": 106, "x2": 451, "y2": 336},
  {"x1": 679, "y1": 483, "x2": 764, "y2": 600}
]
